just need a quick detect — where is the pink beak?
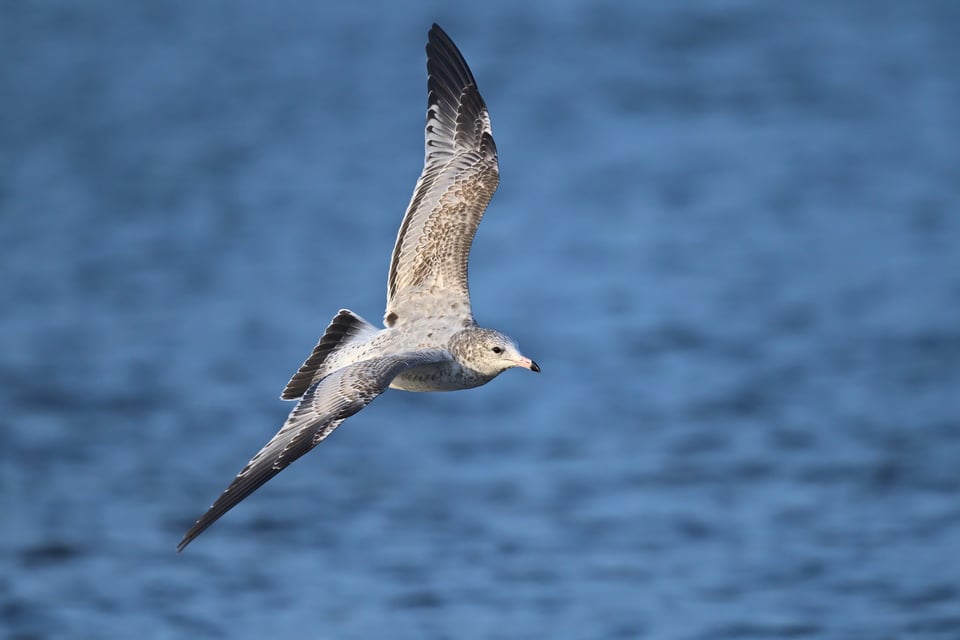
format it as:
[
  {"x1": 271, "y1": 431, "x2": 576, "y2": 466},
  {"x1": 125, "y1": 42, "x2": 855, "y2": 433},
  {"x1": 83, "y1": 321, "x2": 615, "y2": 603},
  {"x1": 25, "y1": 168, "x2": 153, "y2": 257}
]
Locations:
[{"x1": 517, "y1": 357, "x2": 540, "y2": 372}]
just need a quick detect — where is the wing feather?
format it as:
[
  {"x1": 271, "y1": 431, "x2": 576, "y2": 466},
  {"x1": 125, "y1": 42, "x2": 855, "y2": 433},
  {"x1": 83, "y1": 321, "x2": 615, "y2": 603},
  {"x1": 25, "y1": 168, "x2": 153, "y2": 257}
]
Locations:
[
  {"x1": 177, "y1": 350, "x2": 450, "y2": 551},
  {"x1": 385, "y1": 24, "x2": 499, "y2": 327}
]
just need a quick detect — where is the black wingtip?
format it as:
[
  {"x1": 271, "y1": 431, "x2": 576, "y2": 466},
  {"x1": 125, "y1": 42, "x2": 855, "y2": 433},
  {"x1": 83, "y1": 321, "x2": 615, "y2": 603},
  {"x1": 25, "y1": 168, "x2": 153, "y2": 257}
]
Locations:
[
  {"x1": 429, "y1": 23, "x2": 455, "y2": 47},
  {"x1": 428, "y1": 23, "x2": 446, "y2": 50},
  {"x1": 426, "y1": 23, "x2": 476, "y2": 85},
  {"x1": 177, "y1": 524, "x2": 201, "y2": 553}
]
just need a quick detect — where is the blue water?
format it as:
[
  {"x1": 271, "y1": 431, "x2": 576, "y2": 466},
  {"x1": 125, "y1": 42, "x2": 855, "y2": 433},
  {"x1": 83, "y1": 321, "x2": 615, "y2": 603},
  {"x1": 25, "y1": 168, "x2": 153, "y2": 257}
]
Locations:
[{"x1": 3, "y1": 2, "x2": 959, "y2": 638}]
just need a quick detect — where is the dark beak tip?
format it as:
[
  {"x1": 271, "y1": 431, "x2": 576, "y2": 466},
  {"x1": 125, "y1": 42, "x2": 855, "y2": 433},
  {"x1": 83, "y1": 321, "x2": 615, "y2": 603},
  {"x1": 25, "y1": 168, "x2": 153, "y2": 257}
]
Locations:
[{"x1": 530, "y1": 361, "x2": 541, "y2": 373}]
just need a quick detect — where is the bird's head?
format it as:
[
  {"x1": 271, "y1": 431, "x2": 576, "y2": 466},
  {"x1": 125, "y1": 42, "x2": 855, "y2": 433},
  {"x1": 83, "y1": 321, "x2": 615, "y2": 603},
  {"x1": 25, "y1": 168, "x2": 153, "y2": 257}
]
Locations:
[{"x1": 450, "y1": 327, "x2": 539, "y2": 378}]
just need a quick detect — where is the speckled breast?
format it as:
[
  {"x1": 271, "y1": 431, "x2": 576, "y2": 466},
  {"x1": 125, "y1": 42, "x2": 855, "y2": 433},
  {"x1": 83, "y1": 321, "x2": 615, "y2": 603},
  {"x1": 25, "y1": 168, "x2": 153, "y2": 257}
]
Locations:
[{"x1": 390, "y1": 360, "x2": 488, "y2": 392}]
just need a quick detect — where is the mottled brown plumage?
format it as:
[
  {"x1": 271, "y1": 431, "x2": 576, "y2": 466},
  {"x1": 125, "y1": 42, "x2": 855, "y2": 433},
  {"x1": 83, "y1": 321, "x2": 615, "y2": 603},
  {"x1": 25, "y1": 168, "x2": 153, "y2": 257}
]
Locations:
[{"x1": 385, "y1": 24, "x2": 499, "y2": 327}]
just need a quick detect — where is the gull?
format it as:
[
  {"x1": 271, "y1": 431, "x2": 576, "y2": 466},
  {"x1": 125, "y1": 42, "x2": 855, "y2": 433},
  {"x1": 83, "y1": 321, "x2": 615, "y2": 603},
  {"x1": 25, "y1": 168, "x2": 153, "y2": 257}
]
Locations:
[{"x1": 178, "y1": 24, "x2": 539, "y2": 552}]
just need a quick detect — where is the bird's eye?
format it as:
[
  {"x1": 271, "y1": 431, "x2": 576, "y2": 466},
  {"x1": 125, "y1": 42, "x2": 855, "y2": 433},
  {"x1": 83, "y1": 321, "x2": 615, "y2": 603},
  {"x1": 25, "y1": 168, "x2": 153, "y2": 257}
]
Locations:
[{"x1": 492, "y1": 346, "x2": 503, "y2": 354}]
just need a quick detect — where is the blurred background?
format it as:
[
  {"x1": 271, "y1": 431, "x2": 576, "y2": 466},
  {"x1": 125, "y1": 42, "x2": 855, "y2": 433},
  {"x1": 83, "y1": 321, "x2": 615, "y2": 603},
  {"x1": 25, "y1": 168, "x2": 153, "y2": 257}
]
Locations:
[{"x1": 2, "y1": 1, "x2": 959, "y2": 638}]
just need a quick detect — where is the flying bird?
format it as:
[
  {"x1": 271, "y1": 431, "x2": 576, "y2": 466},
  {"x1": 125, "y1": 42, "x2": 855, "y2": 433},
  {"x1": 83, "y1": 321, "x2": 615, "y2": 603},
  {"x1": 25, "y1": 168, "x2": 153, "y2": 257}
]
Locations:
[{"x1": 178, "y1": 24, "x2": 539, "y2": 552}]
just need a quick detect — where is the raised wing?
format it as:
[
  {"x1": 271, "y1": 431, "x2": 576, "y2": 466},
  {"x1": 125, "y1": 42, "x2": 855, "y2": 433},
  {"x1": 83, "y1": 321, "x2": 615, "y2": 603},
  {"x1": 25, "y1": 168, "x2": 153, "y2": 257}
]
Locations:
[
  {"x1": 384, "y1": 24, "x2": 499, "y2": 328},
  {"x1": 177, "y1": 350, "x2": 450, "y2": 551}
]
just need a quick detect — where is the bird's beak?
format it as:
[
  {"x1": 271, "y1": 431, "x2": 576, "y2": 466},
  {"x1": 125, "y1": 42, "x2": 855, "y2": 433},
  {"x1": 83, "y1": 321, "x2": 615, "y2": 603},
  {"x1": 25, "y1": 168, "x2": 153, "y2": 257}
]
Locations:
[{"x1": 517, "y1": 357, "x2": 540, "y2": 373}]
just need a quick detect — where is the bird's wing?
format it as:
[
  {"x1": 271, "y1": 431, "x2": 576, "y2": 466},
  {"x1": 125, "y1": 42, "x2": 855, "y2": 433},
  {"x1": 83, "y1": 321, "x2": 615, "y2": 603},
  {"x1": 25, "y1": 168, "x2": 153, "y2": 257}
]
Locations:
[
  {"x1": 177, "y1": 349, "x2": 451, "y2": 551},
  {"x1": 384, "y1": 24, "x2": 499, "y2": 328}
]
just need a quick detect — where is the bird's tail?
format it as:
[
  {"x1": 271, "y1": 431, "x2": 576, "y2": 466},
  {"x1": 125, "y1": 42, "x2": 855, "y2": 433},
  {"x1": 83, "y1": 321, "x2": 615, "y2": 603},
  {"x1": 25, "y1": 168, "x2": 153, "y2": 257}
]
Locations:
[{"x1": 279, "y1": 309, "x2": 378, "y2": 400}]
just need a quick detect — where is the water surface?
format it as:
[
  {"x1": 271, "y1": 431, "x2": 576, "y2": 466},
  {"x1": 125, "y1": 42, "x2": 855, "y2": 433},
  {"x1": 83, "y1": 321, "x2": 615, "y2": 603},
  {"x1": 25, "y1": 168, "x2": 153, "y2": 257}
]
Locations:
[{"x1": 2, "y1": 2, "x2": 959, "y2": 638}]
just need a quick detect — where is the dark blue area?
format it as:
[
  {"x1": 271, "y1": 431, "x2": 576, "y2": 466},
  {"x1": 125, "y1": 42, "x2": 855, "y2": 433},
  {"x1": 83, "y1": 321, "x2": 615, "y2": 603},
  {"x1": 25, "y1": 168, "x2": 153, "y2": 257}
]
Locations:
[{"x1": 2, "y1": 1, "x2": 959, "y2": 638}]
